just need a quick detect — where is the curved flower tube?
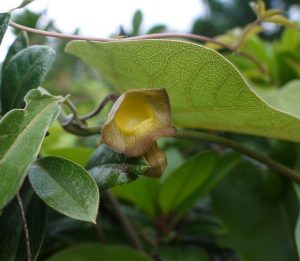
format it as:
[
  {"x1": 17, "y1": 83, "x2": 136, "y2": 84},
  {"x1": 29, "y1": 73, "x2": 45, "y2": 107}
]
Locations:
[{"x1": 101, "y1": 88, "x2": 176, "y2": 157}]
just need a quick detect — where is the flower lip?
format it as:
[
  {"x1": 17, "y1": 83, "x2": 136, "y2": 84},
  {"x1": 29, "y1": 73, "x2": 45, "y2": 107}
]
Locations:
[{"x1": 101, "y1": 88, "x2": 176, "y2": 157}]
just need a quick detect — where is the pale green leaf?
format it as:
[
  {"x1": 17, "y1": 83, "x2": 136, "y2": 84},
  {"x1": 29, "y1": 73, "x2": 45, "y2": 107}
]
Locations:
[
  {"x1": 46, "y1": 243, "x2": 152, "y2": 261},
  {"x1": 0, "y1": 89, "x2": 63, "y2": 209},
  {"x1": 28, "y1": 156, "x2": 99, "y2": 223},
  {"x1": 66, "y1": 40, "x2": 300, "y2": 142},
  {"x1": 1, "y1": 46, "x2": 56, "y2": 113}
]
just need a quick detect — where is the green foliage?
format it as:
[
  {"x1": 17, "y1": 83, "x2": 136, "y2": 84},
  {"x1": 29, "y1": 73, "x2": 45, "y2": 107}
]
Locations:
[
  {"x1": 46, "y1": 243, "x2": 152, "y2": 261},
  {"x1": 0, "y1": 183, "x2": 46, "y2": 261},
  {"x1": 132, "y1": 10, "x2": 143, "y2": 36},
  {"x1": 1, "y1": 46, "x2": 56, "y2": 113},
  {"x1": 87, "y1": 144, "x2": 149, "y2": 191},
  {"x1": 212, "y1": 160, "x2": 299, "y2": 261},
  {"x1": 28, "y1": 156, "x2": 99, "y2": 223},
  {"x1": 66, "y1": 40, "x2": 300, "y2": 142},
  {"x1": 0, "y1": 89, "x2": 63, "y2": 209},
  {"x1": 0, "y1": 13, "x2": 10, "y2": 45}
]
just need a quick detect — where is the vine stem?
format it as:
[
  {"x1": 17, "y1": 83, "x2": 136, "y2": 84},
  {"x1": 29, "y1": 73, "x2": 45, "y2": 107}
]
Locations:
[
  {"x1": 17, "y1": 193, "x2": 32, "y2": 261},
  {"x1": 104, "y1": 190, "x2": 144, "y2": 251},
  {"x1": 8, "y1": 21, "x2": 264, "y2": 72},
  {"x1": 176, "y1": 129, "x2": 300, "y2": 183}
]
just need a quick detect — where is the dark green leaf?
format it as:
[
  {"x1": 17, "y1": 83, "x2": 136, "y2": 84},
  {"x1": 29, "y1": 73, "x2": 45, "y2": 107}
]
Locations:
[
  {"x1": 87, "y1": 144, "x2": 149, "y2": 191},
  {"x1": 0, "y1": 13, "x2": 10, "y2": 46},
  {"x1": 0, "y1": 182, "x2": 47, "y2": 261},
  {"x1": 132, "y1": 10, "x2": 143, "y2": 36},
  {"x1": 212, "y1": 160, "x2": 299, "y2": 261},
  {"x1": 15, "y1": 0, "x2": 36, "y2": 10},
  {"x1": 157, "y1": 246, "x2": 209, "y2": 261},
  {"x1": 46, "y1": 243, "x2": 152, "y2": 261},
  {"x1": 0, "y1": 89, "x2": 63, "y2": 209},
  {"x1": 158, "y1": 152, "x2": 217, "y2": 214},
  {"x1": 28, "y1": 156, "x2": 99, "y2": 223},
  {"x1": 1, "y1": 45, "x2": 56, "y2": 113},
  {"x1": 2, "y1": 32, "x2": 28, "y2": 71}
]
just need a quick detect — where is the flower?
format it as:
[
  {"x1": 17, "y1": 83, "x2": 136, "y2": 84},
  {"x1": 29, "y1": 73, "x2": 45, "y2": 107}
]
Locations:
[{"x1": 101, "y1": 88, "x2": 176, "y2": 157}]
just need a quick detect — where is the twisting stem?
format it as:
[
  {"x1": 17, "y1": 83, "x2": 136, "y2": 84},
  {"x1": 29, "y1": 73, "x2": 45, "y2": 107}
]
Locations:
[
  {"x1": 104, "y1": 190, "x2": 144, "y2": 251},
  {"x1": 177, "y1": 129, "x2": 300, "y2": 183},
  {"x1": 8, "y1": 21, "x2": 264, "y2": 72},
  {"x1": 17, "y1": 193, "x2": 32, "y2": 261},
  {"x1": 80, "y1": 94, "x2": 119, "y2": 121}
]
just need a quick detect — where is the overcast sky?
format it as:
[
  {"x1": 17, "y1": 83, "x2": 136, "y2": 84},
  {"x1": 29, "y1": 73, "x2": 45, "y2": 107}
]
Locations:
[{"x1": 0, "y1": 0, "x2": 205, "y2": 60}]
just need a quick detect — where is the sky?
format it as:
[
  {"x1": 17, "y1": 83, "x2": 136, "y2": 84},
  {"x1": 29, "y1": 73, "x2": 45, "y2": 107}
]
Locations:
[{"x1": 0, "y1": 0, "x2": 205, "y2": 61}]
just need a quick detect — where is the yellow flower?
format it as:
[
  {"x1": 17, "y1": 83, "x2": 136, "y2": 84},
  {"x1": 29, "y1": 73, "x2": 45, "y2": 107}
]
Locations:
[{"x1": 102, "y1": 88, "x2": 176, "y2": 157}]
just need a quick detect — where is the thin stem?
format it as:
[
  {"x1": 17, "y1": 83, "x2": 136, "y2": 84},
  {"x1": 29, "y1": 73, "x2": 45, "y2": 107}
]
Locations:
[
  {"x1": 177, "y1": 129, "x2": 300, "y2": 183},
  {"x1": 9, "y1": 21, "x2": 264, "y2": 72},
  {"x1": 17, "y1": 193, "x2": 32, "y2": 261},
  {"x1": 80, "y1": 94, "x2": 119, "y2": 121},
  {"x1": 105, "y1": 190, "x2": 144, "y2": 251},
  {"x1": 95, "y1": 215, "x2": 107, "y2": 244}
]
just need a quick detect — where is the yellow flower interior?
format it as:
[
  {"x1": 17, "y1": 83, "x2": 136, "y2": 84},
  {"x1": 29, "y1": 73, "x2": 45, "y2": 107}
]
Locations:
[{"x1": 115, "y1": 95, "x2": 154, "y2": 133}]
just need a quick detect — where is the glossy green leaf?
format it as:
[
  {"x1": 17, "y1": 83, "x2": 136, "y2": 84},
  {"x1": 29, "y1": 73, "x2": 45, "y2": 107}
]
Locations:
[
  {"x1": 2, "y1": 32, "x2": 28, "y2": 71},
  {"x1": 158, "y1": 152, "x2": 217, "y2": 214},
  {"x1": 87, "y1": 145, "x2": 149, "y2": 191},
  {"x1": 1, "y1": 45, "x2": 56, "y2": 113},
  {"x1": 254, "y1": 80, "x2": 300, "y2": 118},
  {"x1": 0, "y1": 13, "x2": 10, "y2": 45},
  {"x1": 212, "y1": 160, "x2": 299, "y2": 261},
  {"x1": 28, "y1": 156, "x2": 99, "y2": 223},
  {"x1": 46, "y1": 243, "x2": 152, "y2": 261},
  {"x1": 66, "y1": 40, "x2": 300, "y2": 142},
  {"x1": 0, "y1": 89, "x2": 63, "y2": 209},
  {"x1": 0, "y1": 183, "x2": 47, "y2": 261}
]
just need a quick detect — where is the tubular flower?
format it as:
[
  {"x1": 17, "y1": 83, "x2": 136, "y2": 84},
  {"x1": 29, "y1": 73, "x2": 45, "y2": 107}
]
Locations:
[
  {"x1": 101, "y1": 88, "x2": 175, "y2": 177},
  {"x1": 102, "y1": 88, "x2": 176, "y2": 158}
]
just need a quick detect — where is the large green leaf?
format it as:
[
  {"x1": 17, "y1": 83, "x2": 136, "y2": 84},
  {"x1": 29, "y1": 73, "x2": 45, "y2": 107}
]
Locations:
[
  {"x1": 158, "y1": 152, "x2": 217, "y2": 214},
  {"x1": 46, "y1": 243, "x2": 152, "y2": 261},
  {"x1": 87, "y1": 144, "x2": 149, "y2": 191},
  {"x1": 0, "y1": 13, "x2": 10, "y2": 45},
  {"x1": 1, "y1": 45, "x2": 56, "y2": 113},
  {"x1": 28, "y1": 156, "x2": 99, "y2": 223},
  {"x1": 0, "y1": 182, "x2": 47, "y2": 261},
  {"x1": 66, "y1": 40, "x2": 300, "y2": 142},
  {"x1": 0, "y1": 89, "x2": 63, "y2": 209},
  {"x1": 2, "y1": 32, "x2": 28, "y2": 72},
  {"x1": 212, "y1": 160, "x2": 299, "y2": 261}
]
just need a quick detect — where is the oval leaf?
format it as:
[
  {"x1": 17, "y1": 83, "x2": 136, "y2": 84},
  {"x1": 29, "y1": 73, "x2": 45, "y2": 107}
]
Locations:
[
  {"x1": 46, "y1": 243, "x2": 152, "y2": 261},
  {"x1": 1, "y1": 45, "x2": 56, "y2": 113},
  {"x1": 66, "y1": 40, "x2": 300, "y2": 142},
  {"x1": 2, "y1": 31, "x2": 28, "y2": 71},
  {"x1": 0, "y1": 89, "x2": 63, "y2": 209},
  {"x1": 28, "y1": 156, "x2": 99, "y2": 223},
  {"x1": 87, "y1": 144, "x2": 149, "y2": 191},
  {"x1": 0, "y1": 13, "x2": 10, "y2": 45}
]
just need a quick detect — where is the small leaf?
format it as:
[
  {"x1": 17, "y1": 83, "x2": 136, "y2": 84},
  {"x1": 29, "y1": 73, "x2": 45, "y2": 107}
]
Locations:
[
  {"x1": 158, "y1": 152, "x2": 217, "y2": 214},
  {"x1": 1, "y1": 45, "x2": 56, "y2": 113},
  {"x1": 2, "y1": 32, "x2": 28, "y2": 71},
  {"x1": 147, "y1": 25, "x2": 166, "y2": 34},
  {"x1": 66, "y1": 39, "x2": 300, "y2": 143},
  {"x1": 0, "y1": 13, "x2": 10, "y2": 45},
  {"x1": 132, "y1": 10, "x2": 143, "y2": 36},
  {"x1": 16, "y1": 0, "x2": 36, "y2": 9},
  {"x1": 264, "y1": 15, "x2": 300, "y2": 31},
  {"x1": 87, "y1": 144, "x2": 149, "y2": 191},
  {"x1": 46, "y1": 243, "x2": 152, "y2": 261},
  {"x1": 0, "y1": 182, "x2": 47, "y2": 261},
  {"x1": 28, "y1": 156, "x2": 99, "y2": 223},
  {"x1": 0, "y1": 89, "x2": 63, "y2": 209}
]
